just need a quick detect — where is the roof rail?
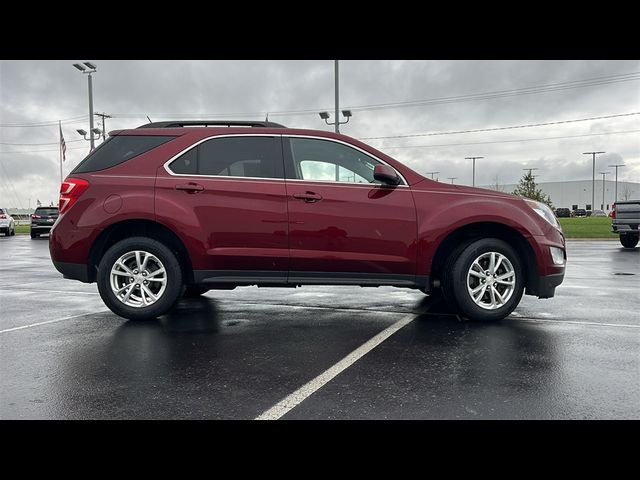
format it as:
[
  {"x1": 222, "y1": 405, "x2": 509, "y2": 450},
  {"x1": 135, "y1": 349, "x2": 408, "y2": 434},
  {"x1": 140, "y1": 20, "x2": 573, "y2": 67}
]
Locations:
[{"x1": 137, "y1": 120, "x2": 287, "y2": 129}]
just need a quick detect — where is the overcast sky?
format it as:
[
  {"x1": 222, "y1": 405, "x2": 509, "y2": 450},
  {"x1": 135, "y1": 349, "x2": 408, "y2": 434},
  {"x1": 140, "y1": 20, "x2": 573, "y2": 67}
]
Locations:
[{"x1": 1, "y1": 59, "x2": 639, "y2": 208}]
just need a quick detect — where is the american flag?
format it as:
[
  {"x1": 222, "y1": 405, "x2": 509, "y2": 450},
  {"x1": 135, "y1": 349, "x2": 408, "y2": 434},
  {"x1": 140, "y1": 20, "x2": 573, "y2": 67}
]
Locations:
[{"x1": 59, "y1": 122, "x2": 66, "y2": 161}]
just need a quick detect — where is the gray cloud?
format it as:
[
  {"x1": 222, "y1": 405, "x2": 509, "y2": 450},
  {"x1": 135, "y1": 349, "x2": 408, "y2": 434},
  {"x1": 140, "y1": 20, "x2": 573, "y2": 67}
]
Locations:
[{"x1": 1, "y1": 59, "x2": 639, "y2": 208}]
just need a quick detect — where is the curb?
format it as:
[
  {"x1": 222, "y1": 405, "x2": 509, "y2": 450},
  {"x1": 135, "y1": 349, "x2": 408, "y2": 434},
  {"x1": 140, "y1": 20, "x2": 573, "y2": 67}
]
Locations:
[{"x1": 566, "y1": 237, "x2": 619, "y2": 241}]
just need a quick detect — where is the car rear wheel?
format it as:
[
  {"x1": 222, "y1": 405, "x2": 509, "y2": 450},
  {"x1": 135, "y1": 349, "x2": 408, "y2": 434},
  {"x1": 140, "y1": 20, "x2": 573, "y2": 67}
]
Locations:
[
  {"x1": 620, "y1": 234, "x2": 639, "y2": 249},
  {"x1": 97, "y1": 237, "x2": 184, "y2": 321},
  {"x1": 442, "y1": 238, "x2": 524, "y2": 321}
]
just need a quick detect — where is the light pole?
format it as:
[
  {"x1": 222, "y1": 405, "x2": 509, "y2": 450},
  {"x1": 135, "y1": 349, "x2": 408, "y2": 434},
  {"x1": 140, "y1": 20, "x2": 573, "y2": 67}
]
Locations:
[
  {"x1": 447, "y1": 177, "x2": 457, "y2": 184},
  {"x1": 608, "y1": 164, "x2": 625, "y2": 202},
  {"x1": 73, "y1": 62, "x2": 98, "y2": 150},
  {"x1": 583, "y1": 151, "x2": 605, "y2": 211},
  {"x1": 76, "y1": 128, "x2": 102, "y2": 149},
  {"x1": 426, "y1": 171, "x2": 440, "y2": 180},
  {"x1": 599, "y1": 171, "x2": 609, "y2": 210},
  {"x1": 465, "y1": 157, "x2": 483, "y2": 187},
  {"x1": 319, "y1": 60, "x2": 352, "y2": 133}
]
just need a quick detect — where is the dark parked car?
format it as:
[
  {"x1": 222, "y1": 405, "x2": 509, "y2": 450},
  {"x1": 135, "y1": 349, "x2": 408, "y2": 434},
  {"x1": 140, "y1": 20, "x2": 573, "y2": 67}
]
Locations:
[
  {"x1": 30, "y1": 206, "x2": 59, "y2": 238},
  {"x1": 572, "y1": 209, "x2": 587, "y2": 217},
  {"x1": 555, "y1": 208, "x2": 571, "y2": 218},
  {"x1": 50, "y1": 120, "x2": 566, "y2": 322}
]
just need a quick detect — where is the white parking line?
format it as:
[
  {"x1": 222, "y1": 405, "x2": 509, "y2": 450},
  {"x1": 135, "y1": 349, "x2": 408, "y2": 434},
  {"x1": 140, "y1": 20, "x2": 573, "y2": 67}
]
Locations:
[
  {"x1": 0, "y1": 310, "x2": 109, "y2": 334},
  {"x1": 255, "y1": 313, "x2": 416, "y2": 420},
  {"x1": 0, "y1": 287, "x2": 99, "y2": 296},
  {"x1": 511, "y1": 318, "x2": 640, "y2": 329}
]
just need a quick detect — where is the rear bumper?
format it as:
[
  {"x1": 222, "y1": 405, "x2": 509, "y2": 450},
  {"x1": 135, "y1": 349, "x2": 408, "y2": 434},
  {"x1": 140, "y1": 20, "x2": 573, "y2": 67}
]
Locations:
[
  {"x1": 52, "y1": 260, "x2": 90, "y2": 283},
  {"x1": 31, "y1": 225, "x2": 53, "y2": 232},
  {"x1": 612, "y1": 221, "x2": 639, "y2": 234}
]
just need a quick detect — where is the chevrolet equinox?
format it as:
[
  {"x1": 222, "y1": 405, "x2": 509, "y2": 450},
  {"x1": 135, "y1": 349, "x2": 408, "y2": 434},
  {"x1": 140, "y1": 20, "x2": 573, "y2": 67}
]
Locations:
[{"x1": 49, "y1": 120, "x2": 566, "y2": 321}]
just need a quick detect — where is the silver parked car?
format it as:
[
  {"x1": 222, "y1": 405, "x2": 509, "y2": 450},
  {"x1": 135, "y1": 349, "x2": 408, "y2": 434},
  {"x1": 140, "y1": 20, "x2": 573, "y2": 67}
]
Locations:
[
  {"x1": 0, "y1": 207, "x2": 16, "y2": 236},
  {"x1": 591, "y1": 209, "x2": 607, "y2": 217}
]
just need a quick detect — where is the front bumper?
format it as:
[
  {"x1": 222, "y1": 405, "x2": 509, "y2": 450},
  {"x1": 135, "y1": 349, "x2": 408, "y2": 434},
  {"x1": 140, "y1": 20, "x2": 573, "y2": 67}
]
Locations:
[{"x1": 526, "y1": 271, "x2": 565, "y2": 299}]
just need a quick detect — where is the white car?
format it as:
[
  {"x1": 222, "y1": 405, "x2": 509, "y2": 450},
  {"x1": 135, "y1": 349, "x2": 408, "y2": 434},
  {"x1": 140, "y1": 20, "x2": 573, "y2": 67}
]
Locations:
[{"x1": 0, "y1": 207, "x2": 16, "y2": 236}]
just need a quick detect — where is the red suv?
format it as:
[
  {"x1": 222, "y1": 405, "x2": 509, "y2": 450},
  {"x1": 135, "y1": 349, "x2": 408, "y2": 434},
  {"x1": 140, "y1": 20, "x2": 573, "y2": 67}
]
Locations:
[{"x1": 50, "y1": 120, "x2": 565, "y2": 321}]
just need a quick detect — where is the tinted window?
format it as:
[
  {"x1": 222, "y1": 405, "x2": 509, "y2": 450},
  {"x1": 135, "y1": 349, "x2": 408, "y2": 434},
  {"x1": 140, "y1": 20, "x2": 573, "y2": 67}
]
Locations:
[
  {"x1": 169, "y1": 147, "x2": 198, "y2": 174},
  {"x1": 0, "y1": 208, "x2": 4, "y2": 214},
  {"x1": 287, "y1": 138, "x2": 383, "y2": 184},
  {"x1": 169, "y1": 136, "x2": 282, "y2": 179},
  {"x1": 35, "y1": 208, "x2": 58, "y2": 216},
  {"x1": 72, "y1": 135, "x2": 176, "y2": 173}
]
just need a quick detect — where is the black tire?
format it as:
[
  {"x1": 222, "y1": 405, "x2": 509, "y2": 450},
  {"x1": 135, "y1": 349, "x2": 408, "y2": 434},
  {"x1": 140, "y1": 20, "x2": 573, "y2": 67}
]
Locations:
[
  {"x1": 183, "y1": 285, "x2": 210, "y2": 298},
  {"x1": 620, "y1": 235, "x2": 639, "y2": 249},
  {"x1": 442, "y1": 238, "x2": 525, "y2": 322},
  {"x1": 10, "y1": 227, "x2": 15, "y2": 236},
  {"x1": 97, "y1": 236, "x2": 184, "y2": 321},
  {"x1": 30, "y1": 232, "x2": 39, "y2": 239}
]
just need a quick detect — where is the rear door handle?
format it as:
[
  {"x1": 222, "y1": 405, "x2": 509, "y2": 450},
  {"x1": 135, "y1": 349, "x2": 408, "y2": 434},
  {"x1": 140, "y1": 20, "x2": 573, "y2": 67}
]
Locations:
[
  {"x1": 175, "y1": 183, "x2": 204, "y2": 193},
  {"x1": 293, "y1": 191, "x2": 323, "y2": 203}
]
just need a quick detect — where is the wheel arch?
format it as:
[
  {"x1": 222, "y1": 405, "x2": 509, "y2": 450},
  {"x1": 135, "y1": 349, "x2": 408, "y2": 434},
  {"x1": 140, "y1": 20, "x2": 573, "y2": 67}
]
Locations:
[
  {"x1": 429, "y1": 221, "x2": 537, "y2": 292},
  {"x1": 87, "y1": 219, "x2": 193, "y2": 284}
]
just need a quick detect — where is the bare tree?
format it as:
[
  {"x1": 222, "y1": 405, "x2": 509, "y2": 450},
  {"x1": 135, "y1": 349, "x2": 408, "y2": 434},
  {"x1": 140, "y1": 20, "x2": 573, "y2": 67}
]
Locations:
[
  {"x1": 621, "y1": 184, "x2": 633, "y2": 201},
  {"x1": 489, "y1": 174, "x2": 506, "y2": 192}
]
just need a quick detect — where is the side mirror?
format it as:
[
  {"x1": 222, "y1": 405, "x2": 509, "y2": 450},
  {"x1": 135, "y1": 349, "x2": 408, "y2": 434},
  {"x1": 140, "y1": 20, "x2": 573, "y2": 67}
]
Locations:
[{"x1": 373, "y1": 165, "x2": 401, "y2": 185}]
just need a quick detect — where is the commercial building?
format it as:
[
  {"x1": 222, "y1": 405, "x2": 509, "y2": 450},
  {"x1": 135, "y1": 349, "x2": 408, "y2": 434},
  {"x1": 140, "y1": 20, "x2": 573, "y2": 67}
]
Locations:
[{"x1": 482, "y1": 179, "x2": 639, "y2": 212}]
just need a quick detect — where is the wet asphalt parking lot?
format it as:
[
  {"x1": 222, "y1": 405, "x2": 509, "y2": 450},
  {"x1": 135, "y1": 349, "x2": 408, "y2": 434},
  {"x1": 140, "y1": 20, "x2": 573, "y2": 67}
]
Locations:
[{"x1": 1, "y1": 235, "x2": 638, "y2": 419}]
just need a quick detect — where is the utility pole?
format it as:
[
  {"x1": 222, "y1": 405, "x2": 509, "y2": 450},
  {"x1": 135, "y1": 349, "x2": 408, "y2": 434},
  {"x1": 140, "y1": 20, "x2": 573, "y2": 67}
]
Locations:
[
  {"x1": 608, "y1": 164, "x2": 625, "y2": 202},
  {"x1": 583, "y1": 151, "x2": 605, "y2": 211},
  {"x1": 599, "y1": 171, "x2": 609, "y2": 210},
  {"x1": 94, "y1": 112, "x2": 111, "y2": 142},
  {"x1": 426, "y1": 171, "x2": 440, "y2": 180},
  {"x1": 334, "y1": 60, "x2": 339, "y2": 134},
  {"x1": 465, "y1": 157, "x2": 484, "y2": 187},
  {"x1": 447, "y1": 177, "x2": 457, "y2": 184},
  {"x1": 523, "y1": 167, "x2": 539, "y2": 176}
]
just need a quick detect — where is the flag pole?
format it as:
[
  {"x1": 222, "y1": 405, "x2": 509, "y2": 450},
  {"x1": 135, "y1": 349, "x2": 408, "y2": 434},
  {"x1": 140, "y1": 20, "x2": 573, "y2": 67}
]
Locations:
[{"x1": 59, "y1": 120, "x2": 63, "y2": 184}]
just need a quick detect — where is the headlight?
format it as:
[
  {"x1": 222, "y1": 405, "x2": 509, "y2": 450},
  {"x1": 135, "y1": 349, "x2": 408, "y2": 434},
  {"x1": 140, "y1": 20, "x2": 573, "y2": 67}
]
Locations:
[{"x1": 524, "y1": 199, "x2": 560, "y2": 228}]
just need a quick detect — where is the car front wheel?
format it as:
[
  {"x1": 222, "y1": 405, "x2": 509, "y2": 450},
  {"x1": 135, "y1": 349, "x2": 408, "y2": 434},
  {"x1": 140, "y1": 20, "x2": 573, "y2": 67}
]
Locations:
[
  {"x1": 97, "y1": 237, "x2": 184, "y2": 320},
  {"x1": 442, "y1": 238, "x2": 525, "y2": 321}
]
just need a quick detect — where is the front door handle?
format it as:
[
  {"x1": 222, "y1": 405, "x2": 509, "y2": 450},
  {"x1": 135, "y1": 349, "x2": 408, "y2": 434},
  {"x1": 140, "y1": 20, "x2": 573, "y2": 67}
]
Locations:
[
  {"x1": 175, "y1": 183, "x2": 204, "y2": 193},
  {"x1": 293, "y1": 191, "x2": 323, "y2": 203}
]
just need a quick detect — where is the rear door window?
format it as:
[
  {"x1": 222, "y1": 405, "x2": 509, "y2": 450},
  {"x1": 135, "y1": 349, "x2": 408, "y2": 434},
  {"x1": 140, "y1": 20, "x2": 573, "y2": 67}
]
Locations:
[{"x1": 168, "y1": 136, "x2": 283, "y2": 179}]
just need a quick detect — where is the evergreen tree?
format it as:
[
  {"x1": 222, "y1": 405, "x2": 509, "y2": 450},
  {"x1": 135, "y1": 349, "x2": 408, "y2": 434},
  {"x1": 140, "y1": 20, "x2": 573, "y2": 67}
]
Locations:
[{"x1": 512, "y1": 172, "x2": 553, "y2": 208}]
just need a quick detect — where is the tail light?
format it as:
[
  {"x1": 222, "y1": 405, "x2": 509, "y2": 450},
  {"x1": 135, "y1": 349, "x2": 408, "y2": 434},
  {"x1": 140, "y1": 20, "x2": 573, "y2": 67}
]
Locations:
[
  {"x1": 31, "y1": 214, "x2": 41, "y2": 219},
  {"x1": 59, "y1": 178, "x2": 90, "y2": 215},
  {"x1": 611, "y1": 203, "x2": 616, "y2": 219}
]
